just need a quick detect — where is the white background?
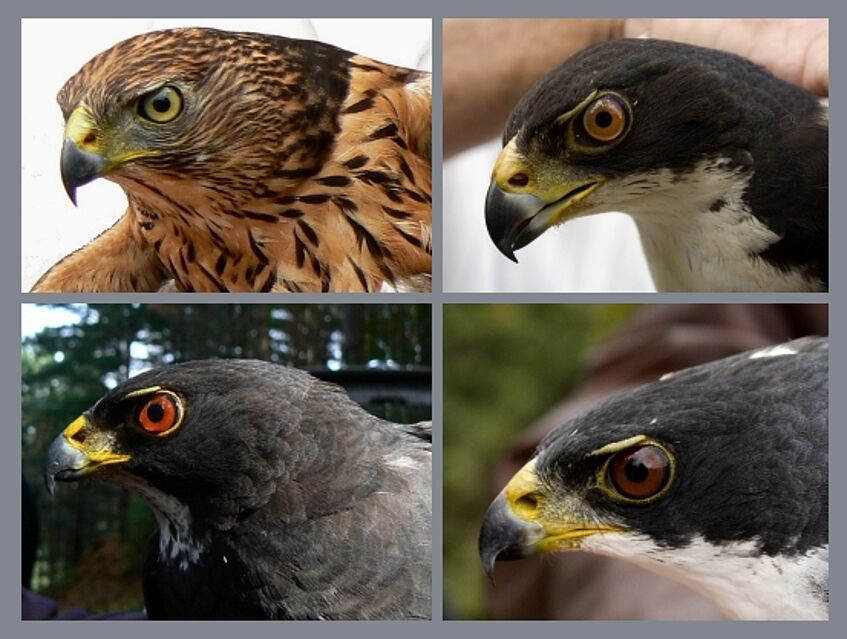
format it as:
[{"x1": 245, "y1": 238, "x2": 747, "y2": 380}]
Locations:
[
  {"x1": 442, "y1": 19, "x2": 826, "y2": 293},
  {"x1": 20, "y1": 18, "x2": 432, "y2": 291},
  {"x1": 443, "y1": 140, "x2": 655, "y2": 293}
]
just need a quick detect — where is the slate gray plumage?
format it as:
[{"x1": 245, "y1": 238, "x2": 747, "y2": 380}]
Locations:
[
  {"x1": 480, "y1": 337, "x2": 828, "y2": 619},
  {"x1": 45, "y1": 360, "x2": 432, "y2": 619},
  {"x1": 485, "y1": 39, "x2": 828, "y2": 292}
]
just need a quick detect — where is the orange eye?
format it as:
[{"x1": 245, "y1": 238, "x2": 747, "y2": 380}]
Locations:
[
  {"x1": 582, "y1": 95, "x2": 628, "y2": 142},
  {"x1": 137, "y1": 393, "x2": 181, "y2": 434},
  {"x1": 608, "y1": 445, "x2": 670, "y2": 500}
]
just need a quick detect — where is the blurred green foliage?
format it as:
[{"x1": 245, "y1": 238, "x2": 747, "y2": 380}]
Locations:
[{"x1": 443, "y1": 304, "x2": 639, "y2": 619}]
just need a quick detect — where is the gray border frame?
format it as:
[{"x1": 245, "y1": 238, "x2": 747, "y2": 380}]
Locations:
[{"x1": 4, "y1": 0, "x2": 842, "y2": 636}]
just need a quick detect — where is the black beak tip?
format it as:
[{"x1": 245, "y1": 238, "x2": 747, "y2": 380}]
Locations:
[
  {"x1": 479, "y1": 539, "x2": 497, "y2": 584},
  {"x1": 485, "y1": 221, "x2": 520, "y2": 264},
  {"x1": 44, "y1": 456, "x2": 60, "y2": 496},
  {"x1": 499, "y1": 245, "x2": 519, "y2": 263},
  {"x1": 485, "y1": 182, "x2": 530, "y2": 264},
  {"x1": 45, "y1": 474, "x2": 56, "y2": 497},
  {"x1": 44, "y1": 432, "x2": 88, "y2": 495},
  {"x1": 60, "y1": 139, "x2": 103, "y2": 206},
  {"x1": 479, "y1": 492, "x2": 543, "y2": 584},
  {"x1": 62, "y1": 181, "x2": 78, "y2": 207},
  {"x1": 481, "y1": 549, "x2": 498, "y2": 584},
  {"x1": 486, "y1": 215, "x2": 519, "y2": 262},
  {"x1": 478, "y1": 500, "x2": 511, "y2": 583}
]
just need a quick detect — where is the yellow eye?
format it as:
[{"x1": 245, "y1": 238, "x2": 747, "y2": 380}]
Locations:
[
  {"x1": 138, "y1": 86, "x2": 183, "y2": 123},
  {"x1": 582, "y1": 94, "x2": 628, "y2": 143}
]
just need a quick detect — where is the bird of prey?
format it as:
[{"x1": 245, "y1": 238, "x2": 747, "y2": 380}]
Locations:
[
  {"x1": 485, "y1": 39, "x2": 828, "y2": 292},
  {"x1": 32, "y1": 28, "x2": 432, "y2": 293},
  {"x1": 479, "y1": 337, "x2": 828, "y2": 620},
  {"x1": 44, "y1": 360, "x2": 432, "y2": 619}
]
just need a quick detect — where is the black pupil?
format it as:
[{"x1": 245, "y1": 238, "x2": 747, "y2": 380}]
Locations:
[
  {"x1": 624, "y1": 457, "x2": 649, "y2": 483},
  {"x1": 152, "y1": 94, "x2": 171, "y2": 113},
  {"x1": 594, "y1": 111, "x2": 613, "y2": 128},
  {"x1": 146, "y1": 402, "x2": 165, "y2": 423}
]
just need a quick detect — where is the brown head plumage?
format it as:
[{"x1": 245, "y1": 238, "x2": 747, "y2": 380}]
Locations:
[{"x1": 35, "y1": 27, "x2": 432, "y2": 292}]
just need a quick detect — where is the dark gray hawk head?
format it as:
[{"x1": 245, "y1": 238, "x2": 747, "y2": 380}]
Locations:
[{"x1": 480, "y1": 337, "x2": 828, "y2": 619}]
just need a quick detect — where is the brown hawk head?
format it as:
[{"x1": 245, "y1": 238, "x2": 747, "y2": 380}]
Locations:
[{"x1": 55, "y1": 27, "x2": 432, "y2": 292}]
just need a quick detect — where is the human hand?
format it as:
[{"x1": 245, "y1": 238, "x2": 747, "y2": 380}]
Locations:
[
  {"x1": 622, "y1": 18, "x2": 828, "y2": 96},
  {"x1": 444, "y1": 18, "x2": 829, "y2": 157}
]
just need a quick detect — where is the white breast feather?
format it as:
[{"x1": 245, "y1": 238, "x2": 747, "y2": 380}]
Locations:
[{"x1": 581, "y1": 532, "x2": 828, "y2": 620}]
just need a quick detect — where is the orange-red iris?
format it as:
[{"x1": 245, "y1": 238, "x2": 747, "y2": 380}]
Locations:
[{"x1": 138, "y1": 394, "x2": 179, "y2": 434}]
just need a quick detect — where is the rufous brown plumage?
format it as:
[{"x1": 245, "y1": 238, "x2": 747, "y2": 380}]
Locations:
[{"x1": 32, "y1": 28, "x2": 432, "y2": 292}]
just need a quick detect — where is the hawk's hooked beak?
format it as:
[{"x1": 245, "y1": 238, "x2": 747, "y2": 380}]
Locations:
[
  {"x1": 479, "y1": 459, "x2": 620, "y2": 581},
  {"x1": 485, "y1": 138, "x2": 601, "y2": 262},
  {"x1": 60, "y1": 107, "x2": 106, "y2": 205},
  {"x1": 44, "y1": 415, "x2": 130, "y2": 495}
]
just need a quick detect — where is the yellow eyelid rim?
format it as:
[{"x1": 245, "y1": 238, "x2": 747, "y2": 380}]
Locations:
[
  {"x1": 553, "y1": 90, "x2": 600, "y2": 126},
  {"x1": 592, "y1": 435, "x2": 676, "y2": 504},
  {"x1": 588, "y1": 434, "x2": 649, "y2": 457},
  {"x1": 123, "y1": 386, "x2": 186, "y2": 437},
  {"x1": 564, "y1": 90, "x2": 633, "y2": 154},
  {"x1": 123, "y1": 386, "x2": 164, "y2": 399}
]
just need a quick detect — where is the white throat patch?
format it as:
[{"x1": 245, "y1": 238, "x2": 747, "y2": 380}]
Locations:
[
  {"x1": 110, "y1": 471, "x2": 207, "y2": 570},
  {"x1": 591, "y1": 158, "x2": 817, "y2": 291},
  {"x1": 581, "y1": 532, "x2": 828, "y2": 620}
]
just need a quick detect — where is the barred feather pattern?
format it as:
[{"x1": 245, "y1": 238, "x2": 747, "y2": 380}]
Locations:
[{"x1": 36, "y1": 28, "x2": 431, "y2": 292}]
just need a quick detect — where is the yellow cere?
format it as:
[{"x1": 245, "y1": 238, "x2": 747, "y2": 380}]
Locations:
[
  {"x1": 64, "y1": 106, "x2": 99, "y2": 151},
  {"x1": 491, "y1": 138, "x2": 528, "y2": 186},
  {"x1": 505, "y1": 459, "x2": 543, "y2": 520},
  {"x1": 62, "y1": 414, "x2": 88, "y2": 444},
  {"x1": 503, "y1": 454, "x2": 624, "y2": 553},
  {"x1": 62, "y1": 414, "x2": 131, "y2": 466}
]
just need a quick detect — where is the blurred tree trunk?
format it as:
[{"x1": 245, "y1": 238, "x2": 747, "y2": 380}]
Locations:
[{"x1": 343, "y1": 306, "x2": 365, "y2": 365}]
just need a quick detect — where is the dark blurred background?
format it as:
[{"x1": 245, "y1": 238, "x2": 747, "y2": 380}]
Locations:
[
  {"x1": 21, "y1": 303, "x2": 431, "y2": 614},
  {"x1": 443, "y1": 304, "x2": 639, "y2": 618}
]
